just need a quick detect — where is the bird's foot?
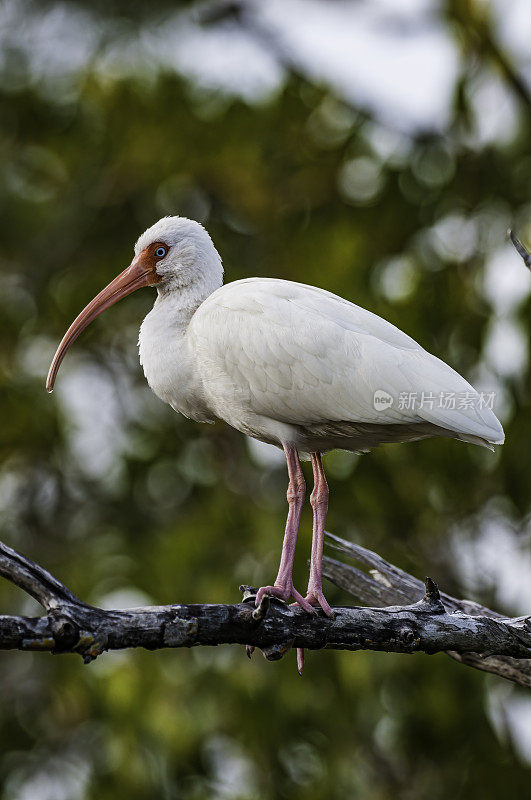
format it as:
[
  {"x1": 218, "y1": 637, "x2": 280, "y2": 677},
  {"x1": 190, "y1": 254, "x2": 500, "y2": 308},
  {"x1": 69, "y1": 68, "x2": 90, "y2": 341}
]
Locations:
[
  {"x1": 293, "y1": 587, "x2": 334, "y2": 618},
  {"x1": 255, "y1": 583, "x2": 316, "y2": 614},
  {"x1": 296, "y1": 647, "x2": 305, "y2": 675},
  {"x1": 292, "y1": 587, "x2": 333, "y2": 677}
]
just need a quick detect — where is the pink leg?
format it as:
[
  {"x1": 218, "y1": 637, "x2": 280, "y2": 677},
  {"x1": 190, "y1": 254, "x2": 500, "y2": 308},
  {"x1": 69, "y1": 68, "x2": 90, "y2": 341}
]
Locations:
[
  {"x1": 294, "y1": 452, "x2": 332, "y2": 674},
  {"x1": 299, "y1": 452, "x2": 333, "y2": 617},
  {"x1": 255, "y1": 443, "x2": 315, "y2": 614}
]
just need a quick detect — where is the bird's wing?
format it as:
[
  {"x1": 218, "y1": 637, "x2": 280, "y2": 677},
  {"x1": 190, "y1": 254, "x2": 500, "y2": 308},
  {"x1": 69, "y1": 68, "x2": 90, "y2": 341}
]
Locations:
[{"x1": 189, "y1": 278, "x2": 504, "y2": 444}]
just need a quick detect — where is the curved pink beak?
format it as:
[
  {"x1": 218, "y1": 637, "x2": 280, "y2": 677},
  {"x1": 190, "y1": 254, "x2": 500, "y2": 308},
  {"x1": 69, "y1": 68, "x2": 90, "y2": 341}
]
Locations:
[{"x1": 46, "y1": 248, "x2": 161, "y2": 392}]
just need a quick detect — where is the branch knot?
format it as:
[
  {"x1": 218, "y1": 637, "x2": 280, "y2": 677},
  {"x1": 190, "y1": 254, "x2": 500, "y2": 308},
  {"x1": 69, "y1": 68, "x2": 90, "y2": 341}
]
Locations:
[{"x1": 49, "y1": 614, "x2": 79, "y2": 653}]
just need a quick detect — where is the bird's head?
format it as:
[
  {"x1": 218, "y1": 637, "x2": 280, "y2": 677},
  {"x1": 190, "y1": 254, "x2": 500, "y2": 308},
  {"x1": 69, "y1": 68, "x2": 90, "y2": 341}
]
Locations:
[{"x1": 46, "y1": 216, "x2": 223, "y2": 392}]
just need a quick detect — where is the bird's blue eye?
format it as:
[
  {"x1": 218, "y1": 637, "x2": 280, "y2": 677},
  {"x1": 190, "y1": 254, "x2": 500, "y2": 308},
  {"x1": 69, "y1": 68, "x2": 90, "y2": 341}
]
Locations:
[{"x1": 155, "y1": 246, "x2": 167, "y2": 259}]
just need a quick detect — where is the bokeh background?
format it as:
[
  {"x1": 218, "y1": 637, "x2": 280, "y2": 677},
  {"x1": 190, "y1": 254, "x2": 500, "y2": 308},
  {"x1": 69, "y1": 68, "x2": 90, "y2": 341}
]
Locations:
[{"x1": 1, "y1": 0, "x2": 531, "y2": 797}]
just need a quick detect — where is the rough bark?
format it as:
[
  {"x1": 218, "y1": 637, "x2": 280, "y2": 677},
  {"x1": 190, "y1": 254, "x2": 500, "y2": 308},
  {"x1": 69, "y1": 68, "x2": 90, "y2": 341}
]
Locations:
[
  {"x1": 322, "y1": 533, "x2": 531, "y2": 688},
  {"x1": 1, "y1": 537, "x2": 530, "y2": 685}
]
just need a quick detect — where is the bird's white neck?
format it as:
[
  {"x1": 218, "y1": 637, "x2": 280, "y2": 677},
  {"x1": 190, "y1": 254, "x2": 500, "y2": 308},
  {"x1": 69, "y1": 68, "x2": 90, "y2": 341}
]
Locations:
[{"x1": 138, "y1": 263, "x2": 223, "y2": 423}]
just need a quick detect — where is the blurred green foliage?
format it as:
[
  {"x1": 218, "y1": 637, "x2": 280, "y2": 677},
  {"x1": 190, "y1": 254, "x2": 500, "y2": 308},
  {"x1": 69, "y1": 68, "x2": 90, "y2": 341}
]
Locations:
[{"x1": 1, "y1": 1, "x2": 531, "y2": 798}]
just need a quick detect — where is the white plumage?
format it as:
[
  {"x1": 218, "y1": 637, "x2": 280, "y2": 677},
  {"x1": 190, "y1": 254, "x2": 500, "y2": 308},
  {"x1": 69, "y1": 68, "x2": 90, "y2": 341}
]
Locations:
[
  {"x1": 187, "y1": 278, "x2": 503, "y2": 452},
  {"x1": 136, "y1": 218, "x2": 503, "y2": 455},
  {"x1": 47, "y1": 216, "x2": 504, "y2": 635}
]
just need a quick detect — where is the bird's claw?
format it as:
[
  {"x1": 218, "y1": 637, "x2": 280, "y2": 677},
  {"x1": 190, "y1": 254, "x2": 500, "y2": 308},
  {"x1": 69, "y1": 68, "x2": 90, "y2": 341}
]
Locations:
[
  {"x1": 255, "y1": 584, "x2": 316, "y2": 614},
  {"x1": 252, "y1": 584, "x2": 332, "y2": 676},
  {"x1": 255, "y1": 584, "x2": 288, "y2": 606},
  {"x1": 296, "y1": 647, "x2": 305, "y2": 675},
  {"x1": 292, "y1": 589, "x2": 333, "y2": 677},
  {"x1": 292, "y1": 588, "x2": 334, "y2": 618}
]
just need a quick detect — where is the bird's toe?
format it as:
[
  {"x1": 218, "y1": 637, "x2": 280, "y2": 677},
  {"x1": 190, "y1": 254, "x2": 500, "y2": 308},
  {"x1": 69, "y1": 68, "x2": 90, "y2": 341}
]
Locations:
[
  {"x1": 304, "y1": 589, "x2": 334, "y2": 618},
  {"x1": 255, "y1": 584, "x2": 291, "y2": 606},
  {"x1": 289, "y1": 589, "x2": 318, "y2": 614}
]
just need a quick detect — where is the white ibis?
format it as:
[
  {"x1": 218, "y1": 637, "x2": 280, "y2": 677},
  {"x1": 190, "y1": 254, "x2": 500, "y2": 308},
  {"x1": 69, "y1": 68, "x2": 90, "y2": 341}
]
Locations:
[{"x1": 47, "y1": 216, "x2": 504, "y2": 625}]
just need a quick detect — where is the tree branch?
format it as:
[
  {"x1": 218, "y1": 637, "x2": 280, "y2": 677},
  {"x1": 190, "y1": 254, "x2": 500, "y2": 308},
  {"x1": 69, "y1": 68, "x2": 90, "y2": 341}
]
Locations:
[
  {"x1": 509, "y1": 230, "x2": 531, "y2": 271},
  {"x1": 0, "y1": 540, "x2": 84, "y2": 612},
  {"x1": 322, "y1": 533, "x2": 531, "y2": 688},
  {"x1": 1, "y1": 537, "x2": 530, "y2": 682}
]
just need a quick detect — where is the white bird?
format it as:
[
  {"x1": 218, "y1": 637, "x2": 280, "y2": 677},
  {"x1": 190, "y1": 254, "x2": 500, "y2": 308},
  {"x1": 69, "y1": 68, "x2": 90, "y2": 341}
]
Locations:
[{"x1": 47, "y1": 216, "x2": 504, "y2": 623}]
